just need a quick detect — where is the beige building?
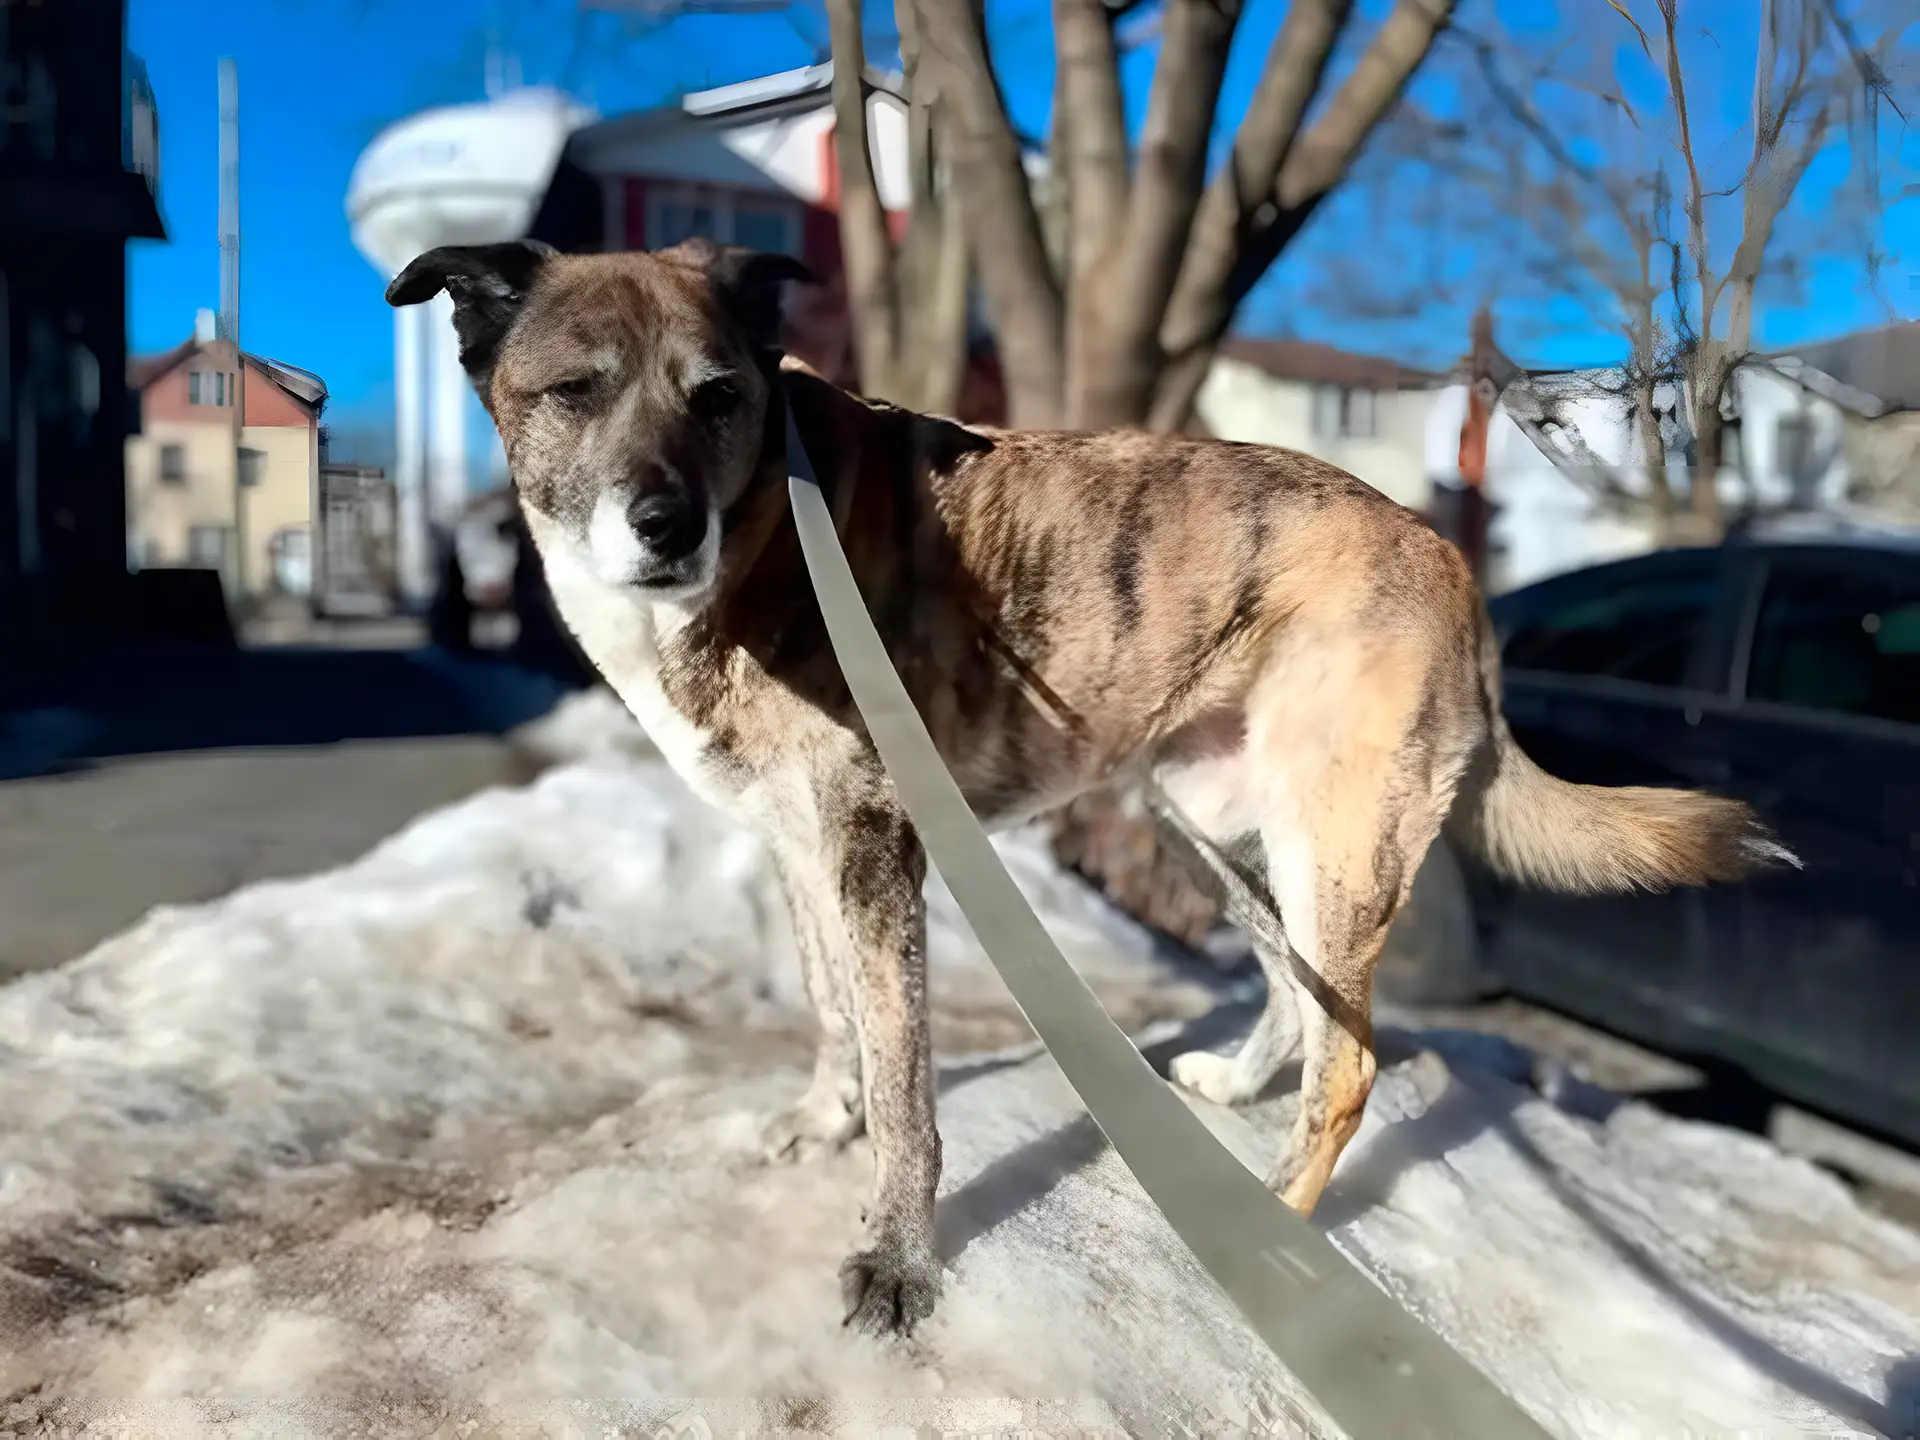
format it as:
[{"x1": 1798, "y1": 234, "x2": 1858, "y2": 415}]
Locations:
[
  {"x1": 126, "y1": 316, "x2": 328, "y2": 601},
  {"x1": 1196, "y1": 339, "x2": 1442, "y2": 512}
]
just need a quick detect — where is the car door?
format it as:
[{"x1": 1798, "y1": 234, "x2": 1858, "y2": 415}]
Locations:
[
  {"x1": 1480, "y1": 548, "x2": 1738, "y2": 1051},
  {"x1": 1690, "y1": 545, "x2": 1920, "y2": 1144}
]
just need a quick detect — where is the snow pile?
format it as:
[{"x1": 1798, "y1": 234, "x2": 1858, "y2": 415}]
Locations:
[
  {"x1": 0, "y1": 750, "x2": 1916, "y2": 1438},
  {"x1": 505, "y1": 684, "x2": 660, "y2": 771}
]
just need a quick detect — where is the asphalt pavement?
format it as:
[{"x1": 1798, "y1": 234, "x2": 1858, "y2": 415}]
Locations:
[{"x1": 0, "y1": 638, "x2": 576, "y2": 980}]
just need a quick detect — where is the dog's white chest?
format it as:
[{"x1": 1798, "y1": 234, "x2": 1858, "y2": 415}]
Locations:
[{"x1": 533, "y1": 536, "x2": 735, "y2": 805}]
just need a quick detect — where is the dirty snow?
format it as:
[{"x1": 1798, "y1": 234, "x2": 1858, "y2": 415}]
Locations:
[{"x1": 0, "y1": 692, "x2": 1916, "y2": 1438}]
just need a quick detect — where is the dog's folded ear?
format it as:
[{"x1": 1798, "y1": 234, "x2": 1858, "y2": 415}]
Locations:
[
  {"x1": 668, "y1": 239, "x2": 818, "y2": 356},
  {"x1": 385, "y1": 240, "x2": 557, "y2": 397}
]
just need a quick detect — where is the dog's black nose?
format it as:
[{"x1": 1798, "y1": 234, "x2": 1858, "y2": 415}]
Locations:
[{"x1": 626, "y1": 490, "x2": 705, "y2": 562}]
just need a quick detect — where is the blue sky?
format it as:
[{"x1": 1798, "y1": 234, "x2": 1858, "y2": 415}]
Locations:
[{"x1": 127, "y1": 0, "x2": 1915, "y2": 466}]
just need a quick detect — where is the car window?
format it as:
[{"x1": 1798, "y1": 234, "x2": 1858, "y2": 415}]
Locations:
[
  {"x1": 1745, "y1": 563, "x2": 1920, "y2": 726},
  {"x1": 1501, "y1": 564, "x2": 1720, "y2": 688}
]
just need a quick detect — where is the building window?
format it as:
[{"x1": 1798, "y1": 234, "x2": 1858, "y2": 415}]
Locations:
[
  {"x1": 651, "y1": 191, "x2": 719, "y2": 247},
  {"x1": 1775, "y1": 412, "x2": 1813, "y2": 480},
  {"x1": 1345, "y1": 387, "x2": 1377, "y2": 440},
  {"x1": 644, "y1": 184, "x2": 802, "y2": 256},
  {"x1": 1312, "y1": 385, "x2": 1342, "y2": 440},
  {"x1": 187, "y1": 524, "x2": 230, "y2": 570},
  {"x1": 189, "y1": 370, "x2": 231, "y2": 406},
  {"x1": 1311, "y1": 385, "x2": 1378, "y2": 441},
  {"x1": 239, "y1": 447, "x2": 265, "y2": 487},
  {"x1": 732, "y1": 197, "x2": 800, "y2": 256},
  {"x1": 159, "y1": 443, "x2": 186, "y2": 483}
]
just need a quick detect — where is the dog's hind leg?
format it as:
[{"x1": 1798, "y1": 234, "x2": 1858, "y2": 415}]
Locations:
[
  {"x1": 761, "y1": 849, "x2": 865, "y2": 1163},
  {"x1": 1170, "y1": 980, "x2": 1303, "y2": 1106},
  {"x1": 1259, "y1": 750, "x2": 1448, "y2": 1216},
  {"x1": 1165, "y1": 834, "x2": 1304, "y2": 1106}
]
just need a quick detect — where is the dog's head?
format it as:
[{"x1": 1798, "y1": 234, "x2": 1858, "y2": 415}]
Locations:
[{"x1": 386, "y1": 238, "x2": 814, "y2": 602}]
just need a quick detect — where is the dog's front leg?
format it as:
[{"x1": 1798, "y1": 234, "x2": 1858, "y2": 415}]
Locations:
[
  {"x1": 761, "y1": 848, "x2": 865, "y2": 1162},
  {"x1": 828, "y1": 792, "x2": 941, "y2": 1336}
]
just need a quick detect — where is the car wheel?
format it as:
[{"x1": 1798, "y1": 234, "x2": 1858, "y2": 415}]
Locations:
[{"x1": 1374, "y1": 837, "x2": 1484, "y2": 1008}]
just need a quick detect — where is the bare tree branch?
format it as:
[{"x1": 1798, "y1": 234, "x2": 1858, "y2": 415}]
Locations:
[
  {"x1": 912, "y1": 0, "x2": 1065, "y2": 425},
  {"x1": 1606, "y1": 0, "x2": 1655, "y2": 58},
  {"x1": 1052, "y1": 0, "x2": 1129, "y2": 291},
  {"x1": 1041, "y1": 61, "x2": 1076, "y2": 278},
  {"x1": 900, "y1": 0, "x2": 937, "y2": 216},
  {"x1": 1069, "y1": 0, "x2": 1245, "y2": 427},
  {"x1": 1132, "y1": 0, "x2": 1351, "y2": 424},
  {"x1": 893, "y1": 0, "x2": 972, "y2": 415},
  {"x1": 1658, "y1": 2, "x2": 1718, "y2": 330},
  {"x1": 825, "y1": 0, "x2": 901, "y2": 394},
  {"x1": 1148, "y1": 0, "x2": 1455, "y2": 433}
]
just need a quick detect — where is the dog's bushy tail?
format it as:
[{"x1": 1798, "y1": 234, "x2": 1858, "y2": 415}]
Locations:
[{"x1": 1444, "y1": 610, "x2": 1799, "y2": 895}]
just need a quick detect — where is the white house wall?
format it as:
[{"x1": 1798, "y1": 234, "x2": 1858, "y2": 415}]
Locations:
[
  {"x1": 1728, "y1": 366, "x2": 1852, "y2": 510},
  {"x1": 1423, "y1": 382, "x2": 1662, "y2": 592},
  {"x1": 1420, "y1": 365, "x2": 1855, "y2": 593},
  {"x1": 1197, "y1": 356, "x2": 1436, "y2": 511}
]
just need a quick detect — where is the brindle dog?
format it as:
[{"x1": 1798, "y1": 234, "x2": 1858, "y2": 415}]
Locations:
[{"x1": 387, "y1": 237, "x2": 1793, "y2": 1337}]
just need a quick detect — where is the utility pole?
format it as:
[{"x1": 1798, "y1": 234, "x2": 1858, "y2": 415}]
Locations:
[{"x1": 218, "y1": 56, "x2": 246, "y2": 600}]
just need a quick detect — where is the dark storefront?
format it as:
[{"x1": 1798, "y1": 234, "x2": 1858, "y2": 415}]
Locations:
[{"x1": 1, "y1": 0, "x2": 165, "y2": 667}]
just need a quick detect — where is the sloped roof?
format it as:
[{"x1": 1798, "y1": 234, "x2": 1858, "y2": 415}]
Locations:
[
  {"x1": 254, "y1": 357, "x2": 328, "y2": 408},
  {"x1": 569, "y1": 58, "x2": 1045, "y2": 161},
  {"x1": 128, "y1": 337, "x2": 329, "y2": 413},
  {"x1": 1775, "y1": 321, "x2": 1920, "y2": 413},
  {"x1": 127, "y1": 338, "x2": 195, "y2": 391}
]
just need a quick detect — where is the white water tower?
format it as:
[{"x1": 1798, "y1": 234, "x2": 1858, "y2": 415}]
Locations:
[{"x1": 346, "y1": 87, "x2": 590, "y2": 603}]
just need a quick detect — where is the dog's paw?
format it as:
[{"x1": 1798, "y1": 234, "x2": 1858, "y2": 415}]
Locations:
[
  {"x1": 760, "y1": 1094, "x2": 863, "y2": 1165},
  {"x1": 839, "y1": 1241, "x2": 940, "y2": 1338},
  {"x1": 1169, "y1": 1049, "x2": 1250, "y2": 1106}
]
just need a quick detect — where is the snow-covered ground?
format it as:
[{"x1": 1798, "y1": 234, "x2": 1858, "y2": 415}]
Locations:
[{"x1": 1, "y1": 692, "x2": 1917, "y2": 1438}]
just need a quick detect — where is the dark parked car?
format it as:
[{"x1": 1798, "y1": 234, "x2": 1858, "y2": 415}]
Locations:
[{"x1": 1378, "y1": 532, "x2": 1920, "y2": 1148}]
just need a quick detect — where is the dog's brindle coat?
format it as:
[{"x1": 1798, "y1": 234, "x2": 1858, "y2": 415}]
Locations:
[{"x1": 389, "y1": 238, "x2": 1793, "y2": 1336}]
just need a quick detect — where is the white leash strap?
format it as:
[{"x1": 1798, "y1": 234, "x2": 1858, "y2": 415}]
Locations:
[{"x1": 784, "y1": 407, "x2": 1549, "y2": 1440}]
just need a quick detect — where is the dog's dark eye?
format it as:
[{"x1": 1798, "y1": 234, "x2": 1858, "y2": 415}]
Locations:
[
  {"x1": 547, "y1": 375, "x2": 597, "y2": 405},
  {"x1": 691, "y1": 376, "x2": 741, "y2": 422}
]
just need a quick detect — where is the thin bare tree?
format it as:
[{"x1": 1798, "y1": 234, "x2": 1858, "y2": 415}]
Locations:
[{"x1": 1435, "y1": 0, "x2": 1914, "y2": 539}]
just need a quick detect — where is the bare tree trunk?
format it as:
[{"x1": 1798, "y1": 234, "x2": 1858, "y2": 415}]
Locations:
[
  {"x1": 1684, "y1": 344, "x2": 1733, "y2": 536},
  {"x1": 1040, "y1": 50, "x2": 1076, "y2": 282},
  {"x1": 955, "y1": 0, "x2": 1442, "y2": 933},
  {"x1": 1070, "y1": 0, "x2": 1243, "y2": 431},
  {"x1": 910, "y1": 0, "x2": 1066, "y2": 427},
  {"x1": 1053, "y1": 0, "x2": 1133, "y2": 426},
  {"x1": 1633, "y1": 375, "x2": 1674, "y2": 538},
  {"x1": 893, "y1": 0, "x2": 971, "y2": 415},
  {"x1": 826, "y1": 0, "x2": 902, "y2": 396},
  {"x1": 1621, "y1": 200, "x2": 1675, "y2": 538},
  {"x1": 898, "y1": 174, "x2": 972, "y2": 416},
  {"x1": 821, "y1": 0, "x2": 971, "y2": 416}
]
